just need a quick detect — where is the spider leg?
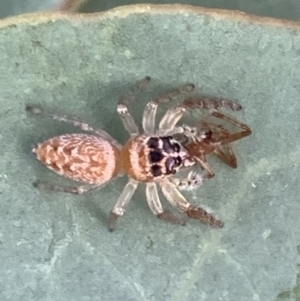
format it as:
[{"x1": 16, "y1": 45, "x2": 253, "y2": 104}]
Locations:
[
  {"x1": 160, "y1": 180, "x2": 224, "y2": 228},
  {"x1": 108, "y1": 179, "x2": 138, "y2": 231},
  {"x1": 142, "y1": 101, "x2": 158, "y2": 135},
  {"x1": 33, "y1": 180, "x2": 101, "y2": 194},
  {"x1": 119, "y1": 76, "x2": 151, "y2": 104},
  {"x1": 117, "y1": 77, "x2": 151, "y2": 137},
  {"x1": 158, "y1": 106, "x2": 188, "y2": 133},
  {"x1": 25, "y1": 105, "x2": 121, "y2": 149},
  {"x1": 210, "y1": 111, "x2": 252, "y2": 144},
  {"x1": 157, "y1": 211, "x2": 186, "y2": 225},
  {"x1": 145, "y1": 182, "x2": 163, "y2": 215},
  {"x1": 170, "y1": 171, "x2": 203, "y2": 191},
  {"x1": 117, "y1": 104, "x2": 139, "y2": 137},
  {"x1": 159, "y1": 95, "x2": 242, "y2": 132},
  {"x1": 194, "y1": 157, "x2": 215, "y2": 179},
  {"x1": 182, "y1": 96, "x2": 242, "y2": 111},
  {"x1": 163, "y1": 126, "x2": 185, "y2": 136},
  {"x1": 213, "y1": 144, "x2": 237, "y2": 168},
  {"x1": 156, "y1": 84, "x2": 195, "y2": 132},
  {"x1": 146, "y1": 182, "x2": 184, "y2": 225}
]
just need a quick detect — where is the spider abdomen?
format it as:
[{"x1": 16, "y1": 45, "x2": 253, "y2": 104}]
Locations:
[{"x1": 34, "y1": 133, "x2": 121, "y2": 184}]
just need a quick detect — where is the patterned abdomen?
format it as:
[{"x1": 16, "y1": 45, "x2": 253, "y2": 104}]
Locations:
[{"x1": 33, "y1": 134, "x2": 121, "y2": 185}]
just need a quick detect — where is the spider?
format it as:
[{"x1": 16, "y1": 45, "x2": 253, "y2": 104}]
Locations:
[{"x1": 26, "y1": 77, "x2": 225, "y2": 231}]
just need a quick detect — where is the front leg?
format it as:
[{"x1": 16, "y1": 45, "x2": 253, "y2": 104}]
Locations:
[{"x1": 159, "y1": 95, "x2": 243, "y2": 132}]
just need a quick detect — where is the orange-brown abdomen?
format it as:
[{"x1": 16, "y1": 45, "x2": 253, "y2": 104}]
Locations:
[{"x1": 34, "y1": 134, "x2": 121, "y2": 185}]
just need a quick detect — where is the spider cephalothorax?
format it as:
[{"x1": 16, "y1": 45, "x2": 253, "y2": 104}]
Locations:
[
  {"x1": 122, "y1": 135, "x2": 190, "y2": 182},
  {"x1": 26, "y1": 77, "x2": 250, "y2": 231}
]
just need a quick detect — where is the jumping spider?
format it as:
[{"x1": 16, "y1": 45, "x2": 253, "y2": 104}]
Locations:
[{"x1": 26, "y1": 77, "x2": 250, "y2": 231}]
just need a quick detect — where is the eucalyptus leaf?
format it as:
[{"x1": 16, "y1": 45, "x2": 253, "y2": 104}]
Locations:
[{"x1": 0, "y1": 5, "x2": 300, "y2": 301}]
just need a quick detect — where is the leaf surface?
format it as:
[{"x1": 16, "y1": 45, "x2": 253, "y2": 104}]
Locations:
[{"x1": 0, "y1": 5, "x2": 300, "y2": 301}]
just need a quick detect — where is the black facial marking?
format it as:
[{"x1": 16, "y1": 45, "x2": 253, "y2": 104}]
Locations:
[
  {"x1": 173, "y1": 143, "x2": 180, "y2": 153},
  {"x1": 147, "y1": 137, "x2": 159, "y2": 149},
  {"x1": 149, "y1": 151, "x2": 164, "y2": 163},
  {"x1": 165, "y1": 157, "x2": 177, "y2": 174},
  {"x1": 175, "y1": 156, "x2": 182, "y2": 166},
  {"x1": 147, "y1": 136, "x2": 186, "y2": 177},
  {"x1": 151, "y1": 165, "x2": 162, "y2": 177},
  {"x1": 162, "y1": 137, "x2": 175, "y2": 153}
]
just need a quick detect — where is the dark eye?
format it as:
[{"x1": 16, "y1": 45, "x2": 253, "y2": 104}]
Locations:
[
  {"x1": 175, "y1": 156, "x2": 182, "y2": 166},
  {"x1": 173, "y1": 143, "x2": 180, "y2": 153},
  {"x1": 149, "y1": 151, "x2": 164, "y2": 163},
  {"x1": 151, "y1": 165, "x2": 162, "y2": 177},
  {"x1": 165, "y1": 157, "x2": 176, "y2": 174},
  {"x1": 162, "y1": 137, "x2": 174, "y2": 153},
  {"x1": 147, "y1": 137, "x2": 159, "y2": 149}
]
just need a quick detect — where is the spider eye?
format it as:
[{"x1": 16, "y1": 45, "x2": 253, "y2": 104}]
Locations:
[
  {"x1": 173, "y1": 143, "x2": 180, "y2": 153},
  {"x1": 162, "y1": 137, "x2": 175, "y2": 153},
  {"x1": 175, "y1": 156, "x2": 182, "y2": 166},
  {"x1": 147, "y1": 137, "x2": 159, "y2": 149},
  {"x1": 151, "y1": 165, "x2": 162, "y2": 177},
  {"x1": 165, "y1": 157, "x2": 177, "y2": 174},
  {"x1": 161, "y1": 137, "x2": 182, "y2": 154},
  {"x1": 149, "y1": 151, "x2": 164, "y2": 163}
]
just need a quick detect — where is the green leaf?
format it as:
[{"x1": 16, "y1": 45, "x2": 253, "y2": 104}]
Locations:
[{"x1": 0, "y1": 5, "x2": 300, "y2": 301}]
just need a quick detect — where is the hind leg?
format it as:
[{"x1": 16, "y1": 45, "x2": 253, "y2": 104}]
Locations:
[{"x1": 25, "y1": 105, "x2": 121, "y2": 148}]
